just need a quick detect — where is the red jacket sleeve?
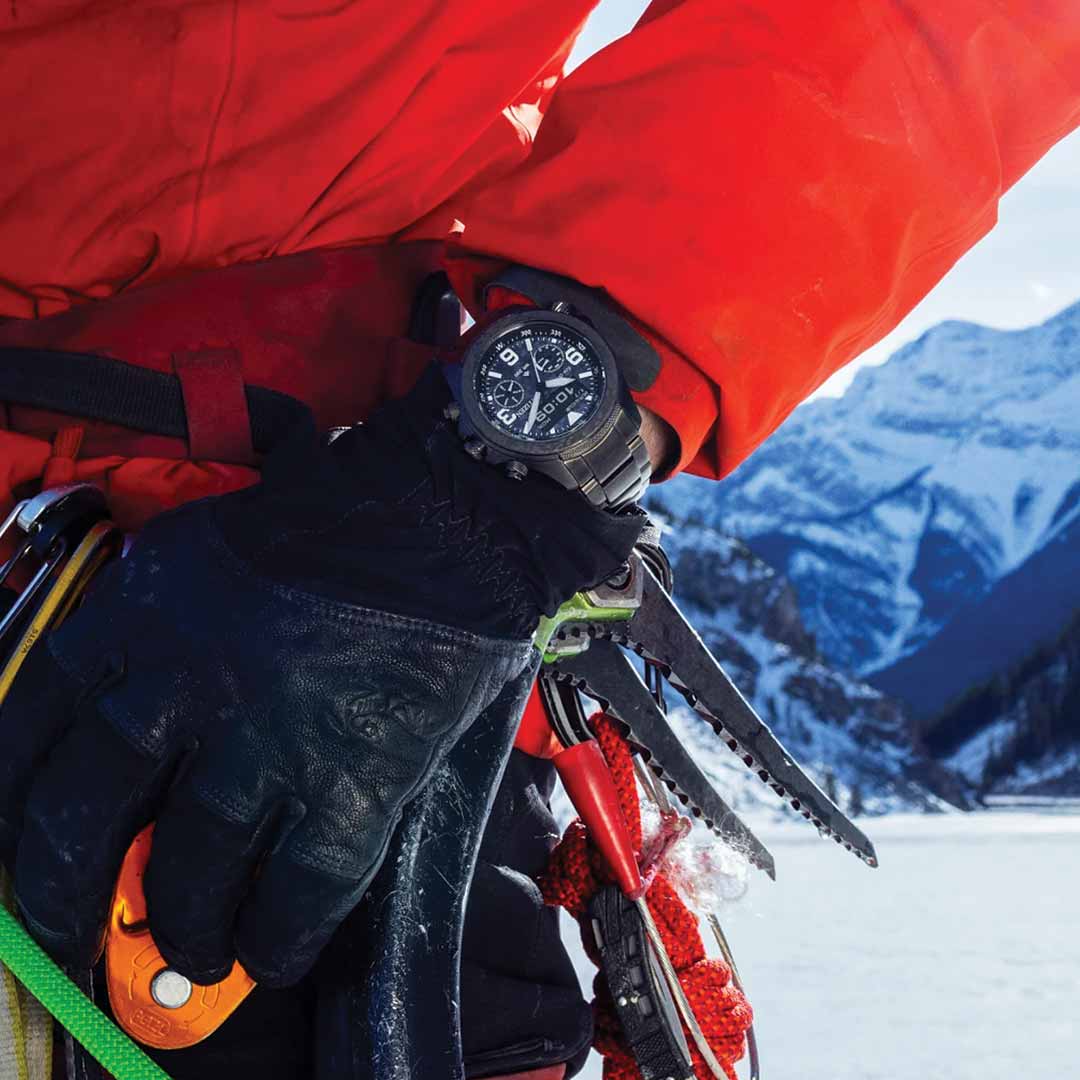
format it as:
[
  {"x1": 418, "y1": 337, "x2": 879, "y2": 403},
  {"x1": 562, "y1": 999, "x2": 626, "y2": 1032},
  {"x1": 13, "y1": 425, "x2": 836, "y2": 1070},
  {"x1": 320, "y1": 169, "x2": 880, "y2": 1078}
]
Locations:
[{"x1": 448, "y1": 1, "x2": 1080, "y2": 478}]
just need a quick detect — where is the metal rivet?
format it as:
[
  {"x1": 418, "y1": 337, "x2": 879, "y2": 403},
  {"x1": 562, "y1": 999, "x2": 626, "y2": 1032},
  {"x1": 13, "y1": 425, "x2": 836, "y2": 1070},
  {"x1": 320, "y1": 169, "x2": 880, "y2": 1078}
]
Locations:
[
  {"x1": 150, "y1": 969, "x2": 192, "y2": 1010},
  {"x1": 616, "y1": 995, "x2": 629, "y2": 1007}
]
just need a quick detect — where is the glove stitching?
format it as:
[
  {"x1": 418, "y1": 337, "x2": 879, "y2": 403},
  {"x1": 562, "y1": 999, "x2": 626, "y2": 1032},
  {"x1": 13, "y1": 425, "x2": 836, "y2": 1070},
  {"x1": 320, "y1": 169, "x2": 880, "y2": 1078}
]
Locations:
[
  {"x1": 189, "y1": 779, "x2": 267, "y2": 827},
  {"x1": 235, "y1": 471, "x2": 432, "y2": 562},
  {"x1": 231, "y1": 412, "x2": 550, "y2": 635},
  {"x1": 419, "y1": 498, "x2": 528, "y2": 614},
  {"x1": 206, "y1": 521, "x2": 537, "y2": 652}
]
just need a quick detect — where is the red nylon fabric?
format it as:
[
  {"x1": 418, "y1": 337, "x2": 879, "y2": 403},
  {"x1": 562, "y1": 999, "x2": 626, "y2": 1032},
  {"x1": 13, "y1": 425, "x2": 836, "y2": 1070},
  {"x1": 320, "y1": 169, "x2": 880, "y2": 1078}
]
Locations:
[
  {"x1": 541, "y1": 716, "x2": 753, "y2": 1080},
  {"x1": 0, "y1": 243, "x2": 446, "y2": 545},
  {"x1": 0, "y1": 243, "x2": 442, "y2": 442},
  {"x1": 447, "y1": 1, "x2": 1080, "y2": 475},
  {"x1": 3, "y1": 2, "x2": 1079, "y2": 479}
]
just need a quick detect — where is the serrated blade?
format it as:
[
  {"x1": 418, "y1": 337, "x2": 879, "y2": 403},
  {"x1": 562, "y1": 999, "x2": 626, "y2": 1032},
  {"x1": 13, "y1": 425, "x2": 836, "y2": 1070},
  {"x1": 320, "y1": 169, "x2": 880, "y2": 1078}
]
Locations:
[
  {"x1": 553, "y1": 640, "x2": 776, "y2": 879},
  {"x1": 608, "y1": 556, "x2": 878, "y2": 868}
]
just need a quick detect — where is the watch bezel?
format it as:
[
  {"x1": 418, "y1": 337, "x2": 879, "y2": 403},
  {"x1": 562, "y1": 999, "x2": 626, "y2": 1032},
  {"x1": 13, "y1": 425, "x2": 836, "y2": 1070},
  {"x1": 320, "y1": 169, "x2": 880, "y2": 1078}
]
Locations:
[{"x1": 459, "y1": 308, "x2": 621, "y2": 460}]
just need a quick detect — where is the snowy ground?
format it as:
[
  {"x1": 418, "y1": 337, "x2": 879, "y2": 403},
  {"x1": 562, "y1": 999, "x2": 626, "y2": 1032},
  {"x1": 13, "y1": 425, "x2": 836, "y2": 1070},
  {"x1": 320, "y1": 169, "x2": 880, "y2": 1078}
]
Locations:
[{"x1": 569, "y1": 805, "x2": 1080, "y2": 1080}]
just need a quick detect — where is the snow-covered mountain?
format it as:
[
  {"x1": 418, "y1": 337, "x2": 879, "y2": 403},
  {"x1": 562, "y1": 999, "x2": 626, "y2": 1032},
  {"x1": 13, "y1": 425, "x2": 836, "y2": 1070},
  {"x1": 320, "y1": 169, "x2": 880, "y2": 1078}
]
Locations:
[
  {"x1": 645, "y1": 520, "x2": 967, "y2": 814},
  {"x1": 650, "y1": 300, "x2": 1080, "y2": 720}
]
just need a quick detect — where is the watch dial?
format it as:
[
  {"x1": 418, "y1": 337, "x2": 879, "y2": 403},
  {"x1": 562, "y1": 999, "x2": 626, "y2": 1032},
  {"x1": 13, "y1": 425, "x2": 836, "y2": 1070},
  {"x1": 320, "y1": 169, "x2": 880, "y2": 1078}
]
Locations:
[{"x1": 473, "y1": 321, "x2": 607, "y2": 443}]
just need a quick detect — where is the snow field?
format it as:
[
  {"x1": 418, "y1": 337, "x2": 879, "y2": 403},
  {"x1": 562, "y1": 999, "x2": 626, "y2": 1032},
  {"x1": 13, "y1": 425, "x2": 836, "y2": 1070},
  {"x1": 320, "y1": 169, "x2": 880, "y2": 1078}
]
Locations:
[{"x1": 570, "y1": 807, "x2": 1080, "y2": 1079}]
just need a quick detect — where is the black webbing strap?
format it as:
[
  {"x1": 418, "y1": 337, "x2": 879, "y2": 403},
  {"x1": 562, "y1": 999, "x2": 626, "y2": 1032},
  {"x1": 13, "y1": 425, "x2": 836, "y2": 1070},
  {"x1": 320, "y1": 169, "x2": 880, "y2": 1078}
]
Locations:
[{"x1": 0, "y1": 347, "x2": 313, "y2": 454}]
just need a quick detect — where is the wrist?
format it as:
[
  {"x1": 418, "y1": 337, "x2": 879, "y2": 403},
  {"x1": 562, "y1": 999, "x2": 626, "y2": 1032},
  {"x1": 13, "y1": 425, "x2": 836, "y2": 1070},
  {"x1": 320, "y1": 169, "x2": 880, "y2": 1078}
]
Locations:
[{"x1": 638, "y1": 405, "x2": 677, "y2": 478}]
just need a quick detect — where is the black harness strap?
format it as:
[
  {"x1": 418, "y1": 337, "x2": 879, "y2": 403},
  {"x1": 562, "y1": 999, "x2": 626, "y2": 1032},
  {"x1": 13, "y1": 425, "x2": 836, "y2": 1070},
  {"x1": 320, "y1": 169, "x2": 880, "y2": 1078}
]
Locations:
[{"x1": 0, "y1": 347, "x2": 313, "y2": 455}]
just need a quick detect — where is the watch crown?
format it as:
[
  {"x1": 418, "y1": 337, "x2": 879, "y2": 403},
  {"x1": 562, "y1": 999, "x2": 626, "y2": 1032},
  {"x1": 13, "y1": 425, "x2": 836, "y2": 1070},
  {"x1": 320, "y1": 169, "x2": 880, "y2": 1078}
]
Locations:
[
  {"x1": 442, "y1": 402, "x2": 461, "y2": 422},
  {"x1": 504, "y1": 460, "x2": 528, "y2": 482},
  {"x1": 463, "y1": 437, "x2": 487, "y2": 461}
]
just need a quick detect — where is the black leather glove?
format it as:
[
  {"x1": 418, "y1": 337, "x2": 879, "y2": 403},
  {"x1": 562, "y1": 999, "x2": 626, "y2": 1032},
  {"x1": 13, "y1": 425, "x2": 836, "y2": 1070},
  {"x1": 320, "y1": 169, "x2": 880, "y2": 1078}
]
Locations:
[{"x1": 0, "y1": 366, "x2": 643, "y2": 987}]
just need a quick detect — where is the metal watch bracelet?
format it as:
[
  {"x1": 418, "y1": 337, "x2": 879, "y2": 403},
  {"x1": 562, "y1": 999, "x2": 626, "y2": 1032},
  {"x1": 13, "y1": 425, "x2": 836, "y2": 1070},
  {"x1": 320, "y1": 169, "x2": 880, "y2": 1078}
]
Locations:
[{"x1": 557, "y1": 410, "x2": 651, "y2": 509}]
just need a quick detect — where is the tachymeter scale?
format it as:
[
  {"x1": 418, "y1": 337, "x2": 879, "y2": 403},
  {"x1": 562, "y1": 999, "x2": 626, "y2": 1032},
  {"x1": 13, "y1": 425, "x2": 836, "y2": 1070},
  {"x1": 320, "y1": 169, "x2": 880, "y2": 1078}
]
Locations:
[{"x1": 473, "y1": 322, "x2": 606, "y2": 443}]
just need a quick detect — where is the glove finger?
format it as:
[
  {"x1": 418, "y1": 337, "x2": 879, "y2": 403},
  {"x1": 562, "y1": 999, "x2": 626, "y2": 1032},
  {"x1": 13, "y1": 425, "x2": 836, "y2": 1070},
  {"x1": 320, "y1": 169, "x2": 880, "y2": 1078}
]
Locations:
[
  {"x1": 0, "y1": 643, "x2": 82, "y2": 866},
  {"x1": 144, "y1": 789, "x2": 284, "y2": 986},
  {"x1": 234, "y1": 842, "x2": 367, "y2": 989},
  {"x1": 14, "y1": 706, "x2": 181, "y2": 969}
]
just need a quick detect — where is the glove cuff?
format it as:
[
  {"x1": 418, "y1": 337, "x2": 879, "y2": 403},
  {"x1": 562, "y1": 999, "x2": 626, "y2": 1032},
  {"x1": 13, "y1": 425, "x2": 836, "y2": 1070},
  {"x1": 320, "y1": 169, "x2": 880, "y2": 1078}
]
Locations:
[{"x1": 218, "y1": 366, "x2": 645, "y2": 640}]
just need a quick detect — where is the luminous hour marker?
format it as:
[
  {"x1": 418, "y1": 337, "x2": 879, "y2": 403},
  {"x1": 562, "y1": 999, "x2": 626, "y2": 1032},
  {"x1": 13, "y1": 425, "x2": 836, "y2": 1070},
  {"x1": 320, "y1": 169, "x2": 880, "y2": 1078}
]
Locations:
[
  {"x1": 579, "y1": 370, "x2": 594, "y2": 379},
  {"x1": 488, "y1": 370, "x2": 502, "y2": 378},
  {"x1": 567, "y1": 411, "x2": 583, "y2": 425}
]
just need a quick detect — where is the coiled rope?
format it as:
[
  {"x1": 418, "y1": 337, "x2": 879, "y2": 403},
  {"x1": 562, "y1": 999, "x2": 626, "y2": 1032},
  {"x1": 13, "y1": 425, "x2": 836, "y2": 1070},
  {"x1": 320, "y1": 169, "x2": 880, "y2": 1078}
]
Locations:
[{"x1": 541, "y1": 714, "x2": 753, "y2": 1080}]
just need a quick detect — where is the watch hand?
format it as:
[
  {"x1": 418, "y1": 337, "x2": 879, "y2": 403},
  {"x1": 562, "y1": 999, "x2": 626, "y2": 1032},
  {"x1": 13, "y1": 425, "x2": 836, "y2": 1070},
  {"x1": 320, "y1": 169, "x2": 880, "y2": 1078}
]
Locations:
[
  {"x1": 524, "y1": 391, "x2": 542, "y2": 435},
  {"x1": 525, "y1": 338, "x2": 541, "y2": 380}
]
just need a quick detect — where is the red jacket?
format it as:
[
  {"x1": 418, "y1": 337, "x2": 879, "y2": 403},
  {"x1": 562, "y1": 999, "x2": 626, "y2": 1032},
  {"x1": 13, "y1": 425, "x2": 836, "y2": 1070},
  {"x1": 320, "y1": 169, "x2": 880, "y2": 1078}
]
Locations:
[{"x1": 2, "y1": 0, "x2": 1079, "y2": 478}]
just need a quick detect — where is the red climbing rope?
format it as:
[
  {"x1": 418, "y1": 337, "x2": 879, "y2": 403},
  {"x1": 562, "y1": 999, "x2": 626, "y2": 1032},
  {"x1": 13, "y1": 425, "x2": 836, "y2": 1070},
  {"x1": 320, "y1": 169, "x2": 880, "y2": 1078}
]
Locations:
[{"x1": 541, "y1": 714, "x2": 753, "y2": 1080}]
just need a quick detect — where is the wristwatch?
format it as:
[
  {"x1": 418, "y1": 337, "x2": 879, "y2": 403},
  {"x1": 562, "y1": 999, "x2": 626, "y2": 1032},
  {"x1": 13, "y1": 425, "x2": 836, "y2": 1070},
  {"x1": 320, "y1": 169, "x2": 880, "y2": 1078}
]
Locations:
[{"x1": 442, "y1": 267, "x2": 661, "y2": 511}]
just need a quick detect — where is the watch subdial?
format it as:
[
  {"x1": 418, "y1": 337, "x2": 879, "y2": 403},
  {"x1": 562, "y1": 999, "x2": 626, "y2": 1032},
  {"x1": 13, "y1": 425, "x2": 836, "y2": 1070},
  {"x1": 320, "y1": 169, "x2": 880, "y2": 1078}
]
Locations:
[
  {"x1": 532, "y1": 344, "x2": 565, "y2": 374},
  {"x1": 492, "y1": 379, "x2": 527, "y2": 411}
]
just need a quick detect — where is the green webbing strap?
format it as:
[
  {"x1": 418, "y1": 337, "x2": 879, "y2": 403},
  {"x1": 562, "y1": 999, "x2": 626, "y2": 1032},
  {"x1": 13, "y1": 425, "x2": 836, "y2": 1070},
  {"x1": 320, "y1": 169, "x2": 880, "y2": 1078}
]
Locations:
[{"x1": 0, "y1": 896, "x2": 172, "y2": 1080}]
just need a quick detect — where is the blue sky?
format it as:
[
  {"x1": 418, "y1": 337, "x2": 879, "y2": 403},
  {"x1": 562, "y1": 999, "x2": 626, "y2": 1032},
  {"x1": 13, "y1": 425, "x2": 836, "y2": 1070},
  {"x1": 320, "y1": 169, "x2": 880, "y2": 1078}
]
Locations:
[{"x1": 572, "y1": 2, "x2": 1080, "y2": 398}]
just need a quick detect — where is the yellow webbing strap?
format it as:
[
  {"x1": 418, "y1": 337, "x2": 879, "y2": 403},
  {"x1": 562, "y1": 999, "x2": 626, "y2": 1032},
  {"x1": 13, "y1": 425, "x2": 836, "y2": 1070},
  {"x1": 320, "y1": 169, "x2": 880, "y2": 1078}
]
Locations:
[
  {"x1": 1, "y1": 869, "x2": 51, "y2": 1080},
  {"x1": 0, "y1": 522, "x2": 171, "y2": 1079}
]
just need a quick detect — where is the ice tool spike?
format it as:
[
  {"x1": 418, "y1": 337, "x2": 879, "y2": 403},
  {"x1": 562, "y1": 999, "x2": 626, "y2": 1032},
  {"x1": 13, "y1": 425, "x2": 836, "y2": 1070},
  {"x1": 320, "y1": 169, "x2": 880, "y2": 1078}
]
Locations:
[
  {"x1": 550, "y1": 641, "x2": 776, "y2": 879},
  {"x1": 555, "y1": 550, "x2": 879, "y2": 868}
]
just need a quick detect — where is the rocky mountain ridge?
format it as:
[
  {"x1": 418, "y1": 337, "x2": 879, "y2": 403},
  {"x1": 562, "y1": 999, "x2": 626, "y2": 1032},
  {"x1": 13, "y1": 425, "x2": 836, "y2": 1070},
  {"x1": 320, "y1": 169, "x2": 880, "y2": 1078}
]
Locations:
[
  {"x1": 645, "y1": 518, "x2": 968, "y2": 815},
  {"x1": 929, "y1": 609, "x2": 1080, "y2": 797},
  {"x1": 651, "y1": 299, "x2": 1080, "y2": 723}
]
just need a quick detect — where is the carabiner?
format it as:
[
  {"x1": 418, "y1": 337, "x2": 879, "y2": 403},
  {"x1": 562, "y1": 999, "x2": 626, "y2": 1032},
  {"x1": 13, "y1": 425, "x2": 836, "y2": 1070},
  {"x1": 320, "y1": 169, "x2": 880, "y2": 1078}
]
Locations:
[{"x1": 0, "y1": 485, "x2": 109, "y2": 645}]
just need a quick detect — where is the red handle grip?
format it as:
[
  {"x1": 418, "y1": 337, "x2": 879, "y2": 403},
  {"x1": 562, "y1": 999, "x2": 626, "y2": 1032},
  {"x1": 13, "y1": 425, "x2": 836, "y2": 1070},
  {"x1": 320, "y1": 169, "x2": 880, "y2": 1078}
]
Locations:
[{"x1": 554, "y1": 740, "x2": 644, "y2": 900}]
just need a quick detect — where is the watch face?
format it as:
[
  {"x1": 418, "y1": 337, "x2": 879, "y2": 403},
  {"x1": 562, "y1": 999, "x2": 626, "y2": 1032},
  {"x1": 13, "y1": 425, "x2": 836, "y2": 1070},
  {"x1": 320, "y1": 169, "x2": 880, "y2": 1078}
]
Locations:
[{"x1": 472, "y1": 320, "x2": 608, "y2": 443}]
